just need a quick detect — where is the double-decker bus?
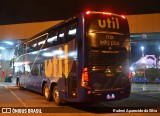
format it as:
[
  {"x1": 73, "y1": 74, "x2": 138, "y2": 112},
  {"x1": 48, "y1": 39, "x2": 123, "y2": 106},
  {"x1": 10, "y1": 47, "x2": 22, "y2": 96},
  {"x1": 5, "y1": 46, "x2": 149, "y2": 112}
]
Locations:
[{"x1": 12, "y1": 11, "x2": 131, "y2": 105}]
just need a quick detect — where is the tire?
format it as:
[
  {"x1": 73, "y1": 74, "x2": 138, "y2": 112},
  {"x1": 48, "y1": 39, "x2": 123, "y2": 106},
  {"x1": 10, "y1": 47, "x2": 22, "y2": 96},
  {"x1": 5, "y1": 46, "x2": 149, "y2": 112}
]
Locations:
[
  {"x1": 43, "y1": 83, "x2": 52, "y2": 101},
  {"x1": 52, "y1": 85, "x2": 63, "y2": 106}
]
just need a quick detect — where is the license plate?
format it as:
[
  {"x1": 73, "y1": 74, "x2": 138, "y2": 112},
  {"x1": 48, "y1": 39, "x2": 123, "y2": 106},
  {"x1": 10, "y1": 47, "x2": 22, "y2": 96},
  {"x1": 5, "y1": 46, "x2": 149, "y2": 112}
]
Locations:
[{"x1": 106, "y1": 73, "x2": 114, "y2": 77}]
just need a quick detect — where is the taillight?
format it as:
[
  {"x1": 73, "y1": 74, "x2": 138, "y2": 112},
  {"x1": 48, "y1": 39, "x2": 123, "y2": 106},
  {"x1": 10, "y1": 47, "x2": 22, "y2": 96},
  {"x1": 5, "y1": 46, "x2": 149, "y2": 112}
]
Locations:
[
  {"x1": 128, "y1": 70, "x2": 132, "y2": 79},
  {"x1": 86, "y1": 11, "x2": 91, "y2": 15},
  {"x1": 81, "y1": 68, "x2": 91, "y2": 89}
]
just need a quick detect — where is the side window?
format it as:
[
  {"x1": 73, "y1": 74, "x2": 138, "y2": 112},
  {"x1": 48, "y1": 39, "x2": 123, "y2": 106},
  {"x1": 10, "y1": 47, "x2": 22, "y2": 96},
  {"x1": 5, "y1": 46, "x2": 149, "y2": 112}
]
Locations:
[
  {"x1": 67, "y1": 22, "x2": 77, "y2": 42},
  {"x1": 14, "y1": 44, "x2": 25, "y2": 56},
  {"x1": 15, "y1": 65, "x2": 23, "y2": 76},
  {"x1": 27, "y1": 34, "x2": 48, "y2": 52},
  {"x1": 25, "y1": 64, "x2": 31, "y2": 75},
  {"x1": 37, "y1": 36, "x2": 46, "y2": 50},
  {"x1": 23, "y1": 44, "x2": 27, "y2": 53},
  {"x1": 30, "y1": 63, "x2": 43, "y2": 76},
  {"x1": 47, "y1": 31, "x2": 58, "y2": 46},
  {"x1": 27, "y1": 40, "x2": 38, "y2": 53},
  {"x1": 58, "y1": 27, "x2": 66, "y2": 44}
]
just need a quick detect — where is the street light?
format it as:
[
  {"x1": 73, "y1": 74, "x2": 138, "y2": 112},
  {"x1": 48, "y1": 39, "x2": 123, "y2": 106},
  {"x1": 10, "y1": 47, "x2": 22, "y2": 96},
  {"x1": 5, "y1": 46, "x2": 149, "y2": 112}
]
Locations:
[{"x1": 141, "y1": 46, "x2": 144, "y2": 57}]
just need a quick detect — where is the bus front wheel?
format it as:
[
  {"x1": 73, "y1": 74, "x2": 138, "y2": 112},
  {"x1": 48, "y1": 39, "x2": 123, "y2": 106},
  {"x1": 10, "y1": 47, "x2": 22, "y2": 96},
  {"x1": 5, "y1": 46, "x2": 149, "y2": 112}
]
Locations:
[
  {"x1": 43, "y1": 83, "x2": 52, "y2": 101},
  {"x1": 53, "y1": 86, "x2": 63, "y2": 106}
]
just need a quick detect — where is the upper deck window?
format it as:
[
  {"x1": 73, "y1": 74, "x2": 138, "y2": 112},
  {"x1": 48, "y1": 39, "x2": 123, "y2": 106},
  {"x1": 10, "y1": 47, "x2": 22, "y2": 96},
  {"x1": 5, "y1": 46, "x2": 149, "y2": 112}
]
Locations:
[
  {"x1": 67, "y1": 22, "x2": 77, "y2": 42},
  {"x1": 58, "y1": 27, "x2": 66, "y2": 44}
]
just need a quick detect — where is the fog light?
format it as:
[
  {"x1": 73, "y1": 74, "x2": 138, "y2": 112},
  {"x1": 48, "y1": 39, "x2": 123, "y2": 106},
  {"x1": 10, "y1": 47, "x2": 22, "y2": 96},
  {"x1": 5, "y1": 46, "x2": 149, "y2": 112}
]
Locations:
[{"x1": 72, "y1": 92, "x2": 76, "y2": 96}]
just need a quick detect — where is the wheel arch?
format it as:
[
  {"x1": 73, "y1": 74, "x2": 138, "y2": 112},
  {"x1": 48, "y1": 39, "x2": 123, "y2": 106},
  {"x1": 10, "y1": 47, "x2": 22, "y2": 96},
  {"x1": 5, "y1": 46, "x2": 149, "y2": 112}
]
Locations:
[
  {"x1": 42, "y1": 80, "x2": 57, "y2": 94},
  {"x1": 50, "y1": 82, "x2": 57, "y2": 92},
  {"x1": 42, "y1": 81, "x2": 47, "y2": 95}
]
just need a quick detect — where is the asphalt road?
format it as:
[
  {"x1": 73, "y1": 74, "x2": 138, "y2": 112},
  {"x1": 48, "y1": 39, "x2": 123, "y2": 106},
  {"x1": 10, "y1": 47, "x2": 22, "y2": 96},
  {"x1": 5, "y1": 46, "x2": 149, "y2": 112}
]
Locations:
[{"x1": 0, "y1": 85, "x2": 160, "y2": 116}]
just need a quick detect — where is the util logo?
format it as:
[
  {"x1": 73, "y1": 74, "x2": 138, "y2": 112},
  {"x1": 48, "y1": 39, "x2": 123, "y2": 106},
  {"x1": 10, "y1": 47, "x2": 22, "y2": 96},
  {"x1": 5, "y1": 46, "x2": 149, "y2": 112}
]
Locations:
[
  {"x1": 98, "y1": 17, "x2": 120, "y2": 29},
  {"x1": 44, "y1": 45, "x2": 68, "y2": 78}
]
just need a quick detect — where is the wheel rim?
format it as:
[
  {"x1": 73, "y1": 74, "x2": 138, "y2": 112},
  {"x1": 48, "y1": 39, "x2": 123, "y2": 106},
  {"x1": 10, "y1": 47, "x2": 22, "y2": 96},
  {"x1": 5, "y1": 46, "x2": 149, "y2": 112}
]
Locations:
[
  {"x1": 44, "y1": 86, "x2": 49, "y2": 98},
  {"x1": 53, "y1": 89, "x2": 59, "y2": 103}
]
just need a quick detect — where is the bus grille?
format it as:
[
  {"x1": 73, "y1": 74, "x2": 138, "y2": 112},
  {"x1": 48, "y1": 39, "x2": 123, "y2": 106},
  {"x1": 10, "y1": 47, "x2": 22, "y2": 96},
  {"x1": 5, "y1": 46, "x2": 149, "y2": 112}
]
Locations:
[{"x1": 89, "y1": 71, "x2": 129, "y2": 90}]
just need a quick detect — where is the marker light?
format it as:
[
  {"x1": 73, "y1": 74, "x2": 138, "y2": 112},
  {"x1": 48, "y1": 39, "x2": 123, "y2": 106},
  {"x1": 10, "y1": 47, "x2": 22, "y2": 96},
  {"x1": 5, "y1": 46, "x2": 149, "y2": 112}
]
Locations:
[
  {"x1": 121, "y1": 15, "x2": 126, "y2": 19},
  {"x1": 103, "y1": 12, "x2": 112, "y2": 15},
  {"x1": 47, "y1": 36, "x2": 57, "y2": 43},
  {"x1": 86, "y1": 11, "x2": 91, "y2": 15}
]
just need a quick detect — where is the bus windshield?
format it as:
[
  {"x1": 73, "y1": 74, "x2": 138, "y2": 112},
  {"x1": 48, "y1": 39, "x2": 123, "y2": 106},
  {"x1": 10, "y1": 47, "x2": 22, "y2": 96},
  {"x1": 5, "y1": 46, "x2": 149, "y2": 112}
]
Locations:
[
  {"x1": 86, "y1": 13, "x2": 130, "y2": 48},
  {"x1": 86, "y1": 13, "x2": 130, "y2": 67}
]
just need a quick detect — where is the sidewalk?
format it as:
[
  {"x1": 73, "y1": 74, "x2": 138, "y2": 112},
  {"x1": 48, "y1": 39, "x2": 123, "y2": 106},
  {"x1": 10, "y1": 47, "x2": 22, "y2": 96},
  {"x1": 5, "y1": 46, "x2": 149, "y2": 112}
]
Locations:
[
  {"x1": 131, "y1": 83, "x2": 160, "y2": 92},
  {"x1": 0, "y1": 82, "x2": 16, "y2": 86}
]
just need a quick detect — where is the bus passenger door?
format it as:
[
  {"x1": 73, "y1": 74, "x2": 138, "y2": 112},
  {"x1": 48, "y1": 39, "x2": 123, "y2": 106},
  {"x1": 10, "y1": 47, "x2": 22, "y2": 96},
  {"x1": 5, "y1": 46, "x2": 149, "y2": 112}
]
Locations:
[
  {"x1": 68, "y1": 70, "x2": 78, "y2": 98},
  {"x1": 23, "y1": 64, "x2": 31, "y2": 89},
  {"x1": 67, "y1": 50, "x2": 78, "y2": 98},
  {"x1": 28, "y1": 63, "x2": 44, "y2": 93}
]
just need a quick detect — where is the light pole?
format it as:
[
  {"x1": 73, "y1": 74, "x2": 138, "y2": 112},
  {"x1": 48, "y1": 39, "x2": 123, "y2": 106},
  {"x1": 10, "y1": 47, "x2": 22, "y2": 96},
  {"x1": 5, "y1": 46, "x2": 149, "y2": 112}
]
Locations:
[{"x1": 140, "y1": 46, "x2": 146, "y2": 89}]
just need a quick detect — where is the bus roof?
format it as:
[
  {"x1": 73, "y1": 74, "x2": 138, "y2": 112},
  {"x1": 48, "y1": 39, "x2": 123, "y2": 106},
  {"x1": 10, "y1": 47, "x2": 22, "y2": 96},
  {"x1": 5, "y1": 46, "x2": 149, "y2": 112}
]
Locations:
[{"x1": 22, "y1": 11, "x2": 127, "y2": 44}]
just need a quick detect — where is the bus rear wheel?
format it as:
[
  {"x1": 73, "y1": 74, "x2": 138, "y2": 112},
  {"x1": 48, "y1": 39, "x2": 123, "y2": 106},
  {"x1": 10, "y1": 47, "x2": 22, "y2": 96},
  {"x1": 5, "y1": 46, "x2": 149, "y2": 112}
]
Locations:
[
  {"x1": 43, "y1": 83, "x2": 52, "y2": 101},
  {"x1": 53, "y1": 86, "x2": 63, "y2": 106}
]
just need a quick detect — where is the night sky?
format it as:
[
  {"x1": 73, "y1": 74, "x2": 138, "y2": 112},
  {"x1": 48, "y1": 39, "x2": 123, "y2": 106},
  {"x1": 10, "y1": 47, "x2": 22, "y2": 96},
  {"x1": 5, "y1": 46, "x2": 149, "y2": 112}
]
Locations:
[{"x1": 0, "y1": 0, "x2": 160, "y2": 25}]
